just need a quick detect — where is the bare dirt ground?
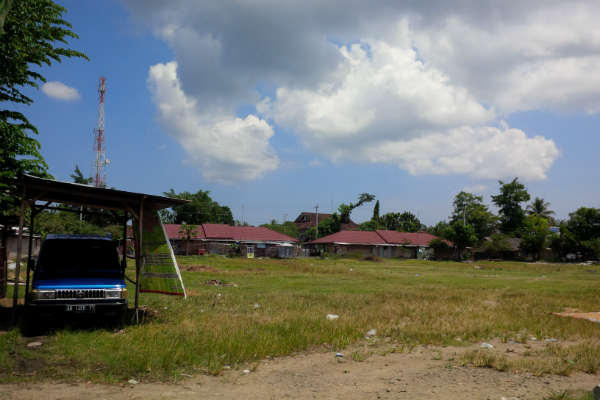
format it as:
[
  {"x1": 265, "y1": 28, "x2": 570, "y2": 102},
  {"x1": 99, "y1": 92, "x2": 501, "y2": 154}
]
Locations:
[{"x1": 4, "y1": 340, "x2": 599, "y2": 400}]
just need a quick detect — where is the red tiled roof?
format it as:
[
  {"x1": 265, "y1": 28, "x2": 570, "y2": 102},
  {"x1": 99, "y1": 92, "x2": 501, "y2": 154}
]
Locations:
[
  {"x1": 201, "y1": 223, "x2": 234, "y2": 239},
  {"x1": 164, "y1": 224, "x2": 297, "y2": 243},
  {"x1": 309, "y1": 230, "x2": 386, "y2": 245},
  {"x1": 375, "y1": 230, "x2": 448, "y2": 247},
  {"x1": 163, "y1": 224, "x2": 206, "y2": 240},
  {"x1": 230, "y1": 226, "x2": 297, "y2": 242},
  {"x1": 308, "y1": 230, "x2": 451, "y2": 247}
]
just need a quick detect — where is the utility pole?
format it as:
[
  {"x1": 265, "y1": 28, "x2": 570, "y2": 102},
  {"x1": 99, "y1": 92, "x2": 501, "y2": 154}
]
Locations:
[{"x1": 315, "y1": 204, "x2": 319, "y2": 238}]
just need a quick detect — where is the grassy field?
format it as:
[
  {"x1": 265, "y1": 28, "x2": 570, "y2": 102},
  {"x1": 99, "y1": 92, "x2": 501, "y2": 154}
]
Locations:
[{"x1": 1, "y1": 256, "x2": 600, "y2": 383}]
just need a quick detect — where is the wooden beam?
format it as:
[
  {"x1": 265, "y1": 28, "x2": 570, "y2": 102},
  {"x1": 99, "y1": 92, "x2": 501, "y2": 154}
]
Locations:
[
  {"x1": 134, "y1": 197, "x2": 145, "y2": 323},
  {"x1": 11, "y1": 192, "x2": 26, "y2": 321},
  {"x1": 24, "y1": 208, "x2": 35, "y2": 303}
]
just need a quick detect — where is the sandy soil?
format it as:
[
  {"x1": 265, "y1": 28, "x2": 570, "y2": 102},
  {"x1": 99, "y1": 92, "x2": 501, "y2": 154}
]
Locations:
[{"x1": 4, "y1": 340, "x2": 599, "y2": 400}]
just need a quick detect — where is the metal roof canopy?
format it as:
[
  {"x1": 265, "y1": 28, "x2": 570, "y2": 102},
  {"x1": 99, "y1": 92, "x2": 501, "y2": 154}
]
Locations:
[
  {"x1": 10, "y1": 174, "x2": 188, "y2": 323},
  {"x1": 21, "y1": 174, "x2": 185, "y2": 211}
]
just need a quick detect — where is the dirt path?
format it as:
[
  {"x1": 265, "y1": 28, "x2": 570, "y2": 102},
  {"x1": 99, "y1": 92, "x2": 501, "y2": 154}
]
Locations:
[{"x1": 4, "y1": 342, "x2": 599, "y2": 400}]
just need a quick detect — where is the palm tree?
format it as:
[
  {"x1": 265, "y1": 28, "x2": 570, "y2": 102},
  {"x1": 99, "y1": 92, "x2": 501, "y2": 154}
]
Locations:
[{"x1": 527, "y1": 197, "x2": 555, "y2": 221}]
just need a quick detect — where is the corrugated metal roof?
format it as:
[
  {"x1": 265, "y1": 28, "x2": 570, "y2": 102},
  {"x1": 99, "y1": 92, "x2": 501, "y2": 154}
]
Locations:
[
  {"x1": 308, "y1": 230, "x2": 451, "y2": 247},
  {"x1": 309, "y1": 230, "x2": 386, "y2": 245},
  {"x1": 163, "y1": 224, "x2": 206, "y2": 240},
  {"x1": 164, "y1": 224, "x2": 298, "y2": 243},
  {"x1": 375, "y1": 230, "x2": 446, "y2": 246}
]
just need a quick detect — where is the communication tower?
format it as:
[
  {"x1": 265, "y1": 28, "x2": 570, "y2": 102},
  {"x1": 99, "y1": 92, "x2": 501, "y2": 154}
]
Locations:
[{"x1": 93, "y1": 77, "x2": 109, "y2": 187}]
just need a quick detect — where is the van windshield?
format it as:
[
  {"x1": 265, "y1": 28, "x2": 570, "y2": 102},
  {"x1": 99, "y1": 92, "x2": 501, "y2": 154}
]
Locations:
[{"x1": 36, "y1": 239, "x2": 121, "y2": 279}]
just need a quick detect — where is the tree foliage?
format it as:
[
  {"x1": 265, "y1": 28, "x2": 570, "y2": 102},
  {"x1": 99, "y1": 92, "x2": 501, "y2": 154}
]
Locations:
[
  {"x1": 479, "y1": 233, "x2": 514, "y2": 256},
  {"x1": 519, "y1": 215, "x2": 550, "y2": 260},
  {"x1": 34, "y1": 211, "x2": 122, "y2": 239},
  {"x1": 371, "y1": 200, "x2": 380, "y2": 221},
  {"x1": 447, "y1": 221, "x2": 477, "y2": 260},
  {"x1": 450, "y1": 191, "x2": 497, "y2": 242},
  {"x1": 261, "y1": 219, "x2": 299, "y2": 239},
  {"x1": 1, "y1": 0, "x2": 88, "y2": 108},
  {"x1": 338, "y1": 193, "x2": 375, "y2": 223},
  {"x1": 359, "y1": 219, "x2": 384, "y2": 231},
  {"x1": 551, "y1": 207, "x2": 600, "y2": 260},
  {"x1": 70, "y1": 164, "x2": 92, "y2": 185},
  {"x1": 1, "y1": 0, "x2": 87, "y2": 244},
  {"x1": 491, "y1": 178, "x2": 530, "y2": 234},
  {"x1": 164, "y1": 189, "x2": 234, "y2": 225},
  {"x1": 428, "y1": 221, "x2": 453, "y2": 239},
  {"x1": 380, "y1": 211, "x2": 424, "y2": 232},
  {"x1": 527, "y1": 197, "x2": 555, "y2": 223}
]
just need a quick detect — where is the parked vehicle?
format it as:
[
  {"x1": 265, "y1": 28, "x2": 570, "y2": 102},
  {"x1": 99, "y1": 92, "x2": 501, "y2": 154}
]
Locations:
[{"x1": 25, "y1": 234, "x2": 128, "y2": 329}]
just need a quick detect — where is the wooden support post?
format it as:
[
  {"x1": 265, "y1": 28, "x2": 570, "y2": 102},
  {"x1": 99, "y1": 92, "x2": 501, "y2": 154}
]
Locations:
[
  {"x1": 24, "y1": 206, "x2": 35, "y2": 303},
  {"x1": 134, "y1": 198, "x2": 144, "y2": 323},
  {"x1": 121, "y1": 212, "x2": 127, "y2": 272},
  {"x1": 11, "y1": 196, "x2": 26, "y2": 321}
]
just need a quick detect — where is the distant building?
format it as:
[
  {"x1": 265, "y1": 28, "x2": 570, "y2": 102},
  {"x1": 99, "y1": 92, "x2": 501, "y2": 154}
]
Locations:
[
  {"x1": 163, "y1": 223, "x2": 298, "y2": 258},
  {"x1": 306, "y1": 230, "x2": 452, "y2": 259}
]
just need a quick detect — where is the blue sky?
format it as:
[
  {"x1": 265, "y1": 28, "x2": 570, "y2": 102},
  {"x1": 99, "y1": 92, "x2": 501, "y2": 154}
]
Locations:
[{"x1": 18, "y1": 0, "x2": 600, "y2": 226}]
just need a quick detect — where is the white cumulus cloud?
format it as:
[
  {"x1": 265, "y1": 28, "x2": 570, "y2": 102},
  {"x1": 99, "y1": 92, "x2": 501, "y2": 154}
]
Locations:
[
  {"x1": 147, "y1": 62, "x2": 279, "y2": 183},
  {"x1": 122, "y1": 1, "x2": 594, "y2": 182},
  {"x1": 41, "y1": 81, "x2": 80, "y2": 101},
  {"x1": 260, "y1": 41, "x2": 558, "y2": 180}
]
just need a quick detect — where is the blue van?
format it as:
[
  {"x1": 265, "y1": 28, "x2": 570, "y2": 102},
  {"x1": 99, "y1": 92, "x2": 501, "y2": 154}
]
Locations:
[{"x1": 26, "y1": 235, "x2": 127, "y2": 322}]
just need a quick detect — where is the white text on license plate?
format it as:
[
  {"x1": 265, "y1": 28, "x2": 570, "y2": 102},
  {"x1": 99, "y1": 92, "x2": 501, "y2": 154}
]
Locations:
[{"x1": 65, "y1": 304, "x2": 95, "y2": 312}]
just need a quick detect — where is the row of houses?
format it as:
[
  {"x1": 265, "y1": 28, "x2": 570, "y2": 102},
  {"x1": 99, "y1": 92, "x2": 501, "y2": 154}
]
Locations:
[
  {"x1": 164, "y1": 224, "x2": 299, "y2": 258},
  {"x1": 306, "y1": 230, "x2": 452, "y2": 259},
  {"x1": 164, "y1": 222, "x2": 451, "y2": 259}
]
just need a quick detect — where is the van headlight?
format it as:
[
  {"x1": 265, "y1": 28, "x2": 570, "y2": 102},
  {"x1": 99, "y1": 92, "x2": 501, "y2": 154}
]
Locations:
[
  {"x1": 105, "y1": 288, "x2": 127, "y2": 299},
  {"x1": 31, "y1": 289, "x2": 56, "y2": 300}
]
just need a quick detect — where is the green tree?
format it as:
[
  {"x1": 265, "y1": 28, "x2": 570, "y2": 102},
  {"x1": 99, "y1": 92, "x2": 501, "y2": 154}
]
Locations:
[
  {"x1": 371, "y1": 200, "x2": 380, "y2": 222},
  {"x1": 1, "y1": 0, "x2": 87, "y2": 266},
  {"x1": 380, "y1": 211, "x2": 424, "y2": 232},
  {"x1": 164, "y1": 189, "x2": 234, "y2": 225},
  {"x1": 158, "y1": 209, "x2": 176, "y2": 224},
  {"x1": 35, "y1": 211, "x2": 120, "y2": 238},
  {"x1": 0, "y1": 0, "x2": 13, "y2": 33},
  {"x1": 447, "y1": 221, "x2": 477, "y2": 260},
  {"x1": 450, "y1": 191, "x2": 497, "y2": 242},
  {"x1": 564, "y1": 207, "x2": 600, "y2": 259},
  {"x1": 302, "y1": 215, "x2": 341, "y2": 241},
  {"x1": 479, "y1": 233, "x2": 514, "y2": 257},
  {"x1": 527, "y1": 197, "x2": 555, "y2": 223},
  {"x1": 428, "y1": 220, "x2": 453, "y2": 239},
  {"x1": 566, "y1": 207, "x2": 600, "y2": 243},
  {"x1": 491, "y1": 178, "x2": 530, "y2": 235},
  {"x1": 359, "y1": 219, "x2": 384, "y2": 231},
  {"x1": 428, "y1": 237, "x2": 451, "y2": 259},
  {"x1": 70, "y1": 164, "x2": 92, "y2": 185},
  {"x1": 519, "y1": 215, "x2": 550, "y2": 260},
  {"x1": 338, "y1": 193, "x2": 375, "y2": 223},
  {"x1": 261, "y1": 219, "x2": 299, "y2": 239}
]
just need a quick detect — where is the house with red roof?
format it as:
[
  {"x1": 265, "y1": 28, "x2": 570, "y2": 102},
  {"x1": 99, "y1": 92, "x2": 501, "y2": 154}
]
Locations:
[
  {"x1": 164, "y1": 224, "x2": 298, "y2": 258},
  {"x1": 307, "y1": 230, "x2": 452, "y2": 259}
]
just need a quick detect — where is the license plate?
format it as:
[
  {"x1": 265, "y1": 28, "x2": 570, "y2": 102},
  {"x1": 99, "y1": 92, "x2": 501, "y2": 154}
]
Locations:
[{"x1": 65, "y1": 304, "x2": 96, "y2": 313}]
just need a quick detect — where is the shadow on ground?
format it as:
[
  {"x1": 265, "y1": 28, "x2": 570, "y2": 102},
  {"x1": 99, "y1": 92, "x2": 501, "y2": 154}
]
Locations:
[{"x1": 0, "y1": 305, "x2": 154, "y2": 336}]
